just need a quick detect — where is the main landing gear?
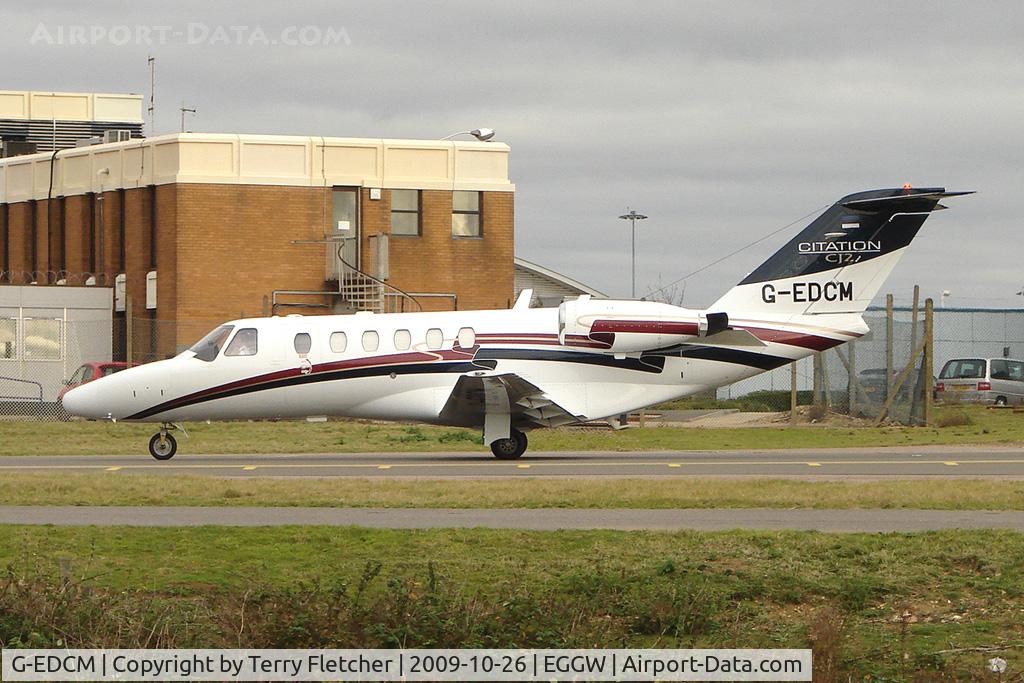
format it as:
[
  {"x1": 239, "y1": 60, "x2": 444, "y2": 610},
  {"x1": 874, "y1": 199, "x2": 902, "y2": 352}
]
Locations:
[
  {"x1": 490, "y1": 428, "x2": 528, "y2": 460},
  {"x1": 148, "y1": 423, "x2": 180, "y2": 460}
]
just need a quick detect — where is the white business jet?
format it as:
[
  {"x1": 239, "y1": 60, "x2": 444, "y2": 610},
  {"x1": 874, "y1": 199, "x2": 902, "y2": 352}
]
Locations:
[{"x1": 62, "y1": 187, "x2": 970, "y2": 460}]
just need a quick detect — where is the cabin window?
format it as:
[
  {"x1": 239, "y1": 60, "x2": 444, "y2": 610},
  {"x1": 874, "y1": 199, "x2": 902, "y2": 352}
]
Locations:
[
  {"x1": 452, "y1": 191, "x2": 482, "y2": 237},
  {"x1": 394, "y1": 329, "x2": 411, "y2": 351},
  {"x1": 362, "y1": 330, "x2": 380, "y2": 352},
  {"x1": 190, "y1": 325, "x2": 234, "y2": 362},
  {"x1": 225, "y1": 328, "x2": 258, "y2": 356},
  {"x1": 426, "y1": 328, "x2": 444, "y2": 350},
  {"x1": 457, "y1": 327, "x2": 476, "y2": 348},
  {"x1": 293, "y1": 333, "x2": 312, "y2": 355},
  {"x1": 330, "y1": 332, "x2": 348, "y2": 353},
  {"x1": 390, "y1": 190, "x2": 420, "y2": 236}
]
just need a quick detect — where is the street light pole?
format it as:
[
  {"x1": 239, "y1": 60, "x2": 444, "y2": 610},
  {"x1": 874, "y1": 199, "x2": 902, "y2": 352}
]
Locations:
[{"x1": 618, "y1": 209, "x2": 648, "y2": 298}]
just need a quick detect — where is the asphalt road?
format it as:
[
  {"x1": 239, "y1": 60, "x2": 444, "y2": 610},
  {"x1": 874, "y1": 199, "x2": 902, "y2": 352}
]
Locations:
[
  {"x1": 1, "y1": 505, "x2": 1022, "y2": 531},
  {"x1": 1, "y1": 446, "x2": 1023, "y2": 478}
]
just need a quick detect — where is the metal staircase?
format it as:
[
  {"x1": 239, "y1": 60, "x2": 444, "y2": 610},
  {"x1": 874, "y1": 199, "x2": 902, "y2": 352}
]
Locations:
[
  {"x1": 339, "y1": 271, "x2": 385, "y2": 313},
  {"x1": 276, "y1": 234, "x2": 430, "y2": 315},
  {"x1": 336, "y1": 258, "x2": 421, "y2": 314}
]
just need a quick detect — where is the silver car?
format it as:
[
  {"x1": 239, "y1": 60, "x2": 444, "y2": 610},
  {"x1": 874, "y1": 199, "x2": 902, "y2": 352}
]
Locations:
[{"x1": 936, "y1": 357, "x2": 1024, "y2": 405}]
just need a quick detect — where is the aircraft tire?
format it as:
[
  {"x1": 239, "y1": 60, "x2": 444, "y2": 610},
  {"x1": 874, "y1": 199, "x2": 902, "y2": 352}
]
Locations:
[
  {"x1": 490, "y1": 429, "x2": 528, "y2": 459},
  {"x1": 149, "y1": 433, "x2": 177, "y2": 460}
]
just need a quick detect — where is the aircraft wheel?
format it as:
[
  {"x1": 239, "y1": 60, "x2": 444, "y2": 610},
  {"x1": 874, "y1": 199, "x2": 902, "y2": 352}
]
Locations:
[
  {"x1": 490, "y1": 429, "x2": 528, "y2": 459},
  {"x1": 149, "y1": 433, "x2": 177, "y2": 460}
]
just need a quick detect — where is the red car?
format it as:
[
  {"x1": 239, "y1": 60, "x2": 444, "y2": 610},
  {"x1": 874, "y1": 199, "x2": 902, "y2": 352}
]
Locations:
[{"x1": 59, "y1": 362, "x2": 129, "y2": 401}]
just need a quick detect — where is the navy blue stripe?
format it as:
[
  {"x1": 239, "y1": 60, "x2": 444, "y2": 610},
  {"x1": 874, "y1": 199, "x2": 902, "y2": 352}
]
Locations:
[
  {"x1": 126, "y1": 360, "x2": 477, "y2": 420},
  {"x1": 476, "y1": 348, "x2": 666, "y2": 373},
  {"x1": 127, "y1": 345, "x2": 787, "y2": 420}
]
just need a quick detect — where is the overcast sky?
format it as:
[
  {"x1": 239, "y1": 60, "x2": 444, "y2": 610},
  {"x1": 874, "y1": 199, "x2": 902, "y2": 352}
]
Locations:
[{"x1": 4, "y1": 1, "x2": 1023, "y2": 308}]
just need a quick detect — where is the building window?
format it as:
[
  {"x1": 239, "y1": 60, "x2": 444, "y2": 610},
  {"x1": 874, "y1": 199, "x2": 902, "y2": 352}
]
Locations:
[
  {"x1": 452, "y1": 191, "x2": 482, "y2": 237},
  {"x1": 394, "y1": 329, "x2": 411, "y2": 351},
  {"x1": 330, "y1": 332, "x2": 348, "y2": 353},
  {"x1": 225, "y1": 328, "x2": 258, "y2": 356},
  {"x1": 391, "y1": 190, "x2": 420, "y2": 236},
  {"x1": 23, "y1": 318, "x2": 61, "y2": 360},
  {"x1": 426, "y1": 328, "x2": 444, "y2": 350},
  {"x1": 0, "y1": 318, "x2": 16, "y2": 359},
  {"x1": 362, "y1": 330, "x2": 380, "y2": 352}
]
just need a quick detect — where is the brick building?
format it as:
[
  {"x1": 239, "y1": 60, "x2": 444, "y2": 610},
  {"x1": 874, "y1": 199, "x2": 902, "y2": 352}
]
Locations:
[{"x1": 0, "y1": 129, "x2": 515, "y2": 362}]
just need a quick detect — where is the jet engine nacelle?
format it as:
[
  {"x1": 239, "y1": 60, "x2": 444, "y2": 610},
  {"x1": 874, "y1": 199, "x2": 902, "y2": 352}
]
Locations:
[{"x1": 558, "y1": 296, "x2": 729, "y2": 353}]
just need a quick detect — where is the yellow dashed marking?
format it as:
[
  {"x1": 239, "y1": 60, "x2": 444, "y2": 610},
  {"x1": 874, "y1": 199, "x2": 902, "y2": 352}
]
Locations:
[
  {"x1": 377, "y1": 465, "x2": 392, "y2": 470},
  {"x1": 1, "y1": 457, "x2": 1023, "y2": 473},
  {"x1": 105, "y1": 466, "x2": 121, "y2": 471},
  {"x1": 242, "y1": 466, "x2": 257, "y2": 471},
  {"x1": 667, "y1": 463, "x2": 681, "y2": 468},
  {"x1": 807, "y1": 462, "x2": 822, "y2": 467},
  {"x1": 517, "y1": 464, "x2": 531, "y2": 469}
]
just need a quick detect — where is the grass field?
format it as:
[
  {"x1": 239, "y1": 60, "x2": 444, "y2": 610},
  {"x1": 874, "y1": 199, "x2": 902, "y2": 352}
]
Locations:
[
  {"x1": 3, "y1": 473, "x2": 1024, "y2": 510},
  {"x1": 1, "y1": 525, "x2": 1022, "y2": 680},
  {"x1": 0, "y1": 406, "x2": 1021, "y2": 455}
]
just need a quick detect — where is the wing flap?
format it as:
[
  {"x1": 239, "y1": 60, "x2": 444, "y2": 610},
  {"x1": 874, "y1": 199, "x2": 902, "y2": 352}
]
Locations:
[{"x1": 439, "y1": 372, "x2": 583, "y2": 429}]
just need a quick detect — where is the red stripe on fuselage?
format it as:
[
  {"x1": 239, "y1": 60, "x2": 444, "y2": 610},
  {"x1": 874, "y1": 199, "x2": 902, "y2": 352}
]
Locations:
[
  {"x1": 586, "y1": 318, "x2": 853, "y2": 351},
  {"x1": 737, "y1": 326, "x2": 850, "y2": 351},
  {"x1": 589, "y1": 320, "x2": 701, "y2": 336}
]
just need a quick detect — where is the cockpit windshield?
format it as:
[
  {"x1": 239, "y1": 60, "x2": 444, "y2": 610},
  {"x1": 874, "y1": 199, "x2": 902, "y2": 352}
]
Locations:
[{"x1": 189, "y1": 325, "x2": 235, "y2": 362}]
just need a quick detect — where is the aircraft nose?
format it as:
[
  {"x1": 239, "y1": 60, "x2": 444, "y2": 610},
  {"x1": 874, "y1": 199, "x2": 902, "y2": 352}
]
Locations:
[
  {"x1": 61, "y1": 381, "x2": 106, "y2": 419},
  {"x1": 62, "y1": 361, "x2": 176, "y2": 421}
]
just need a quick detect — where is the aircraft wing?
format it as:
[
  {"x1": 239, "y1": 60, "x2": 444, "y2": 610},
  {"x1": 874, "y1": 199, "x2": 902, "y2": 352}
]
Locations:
[{"x1": 439, "y1": 372, "x2": 583, "y2": 429}]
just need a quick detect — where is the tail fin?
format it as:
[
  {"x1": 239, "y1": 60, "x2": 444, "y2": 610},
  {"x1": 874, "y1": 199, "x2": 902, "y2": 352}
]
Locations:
[{"x1": 711, "y1": 187, "x2": 972, "y2": 316}]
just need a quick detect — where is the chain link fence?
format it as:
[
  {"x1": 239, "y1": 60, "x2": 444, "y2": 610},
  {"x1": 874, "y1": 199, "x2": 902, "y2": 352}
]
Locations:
[
  {"x1": 0, "y1": 314, "x2": 222, "y2": 421},
  {"x1": 4, "y1": 288, "x2": 1024, "y2": 427},
  {"x1": 671, "y1": 298, "x2": 1024, "y2": 427}
]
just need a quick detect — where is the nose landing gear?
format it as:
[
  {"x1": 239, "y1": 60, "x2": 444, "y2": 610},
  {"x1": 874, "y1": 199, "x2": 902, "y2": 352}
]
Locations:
[{"x1": 148, "y1": 423, "x2": 181, "y2": 460}]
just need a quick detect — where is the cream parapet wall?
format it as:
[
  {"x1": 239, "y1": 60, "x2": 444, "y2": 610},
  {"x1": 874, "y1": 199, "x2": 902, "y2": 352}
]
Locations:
[
  {"x1": 0, "y1": 133, "x2": 514, "y2": 203},
  {"x1": 0, "y1": 90, "x2": 144, "y2": 123}
]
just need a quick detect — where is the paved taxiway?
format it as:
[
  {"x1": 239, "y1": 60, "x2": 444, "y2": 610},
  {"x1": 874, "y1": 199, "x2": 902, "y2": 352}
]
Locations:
[
  {"x1": 1, "y1": 505, "x2": 1022, "y2": 531},
  {"x1": 1, "y1": 446, "x2": 1023, "y2": 478}
]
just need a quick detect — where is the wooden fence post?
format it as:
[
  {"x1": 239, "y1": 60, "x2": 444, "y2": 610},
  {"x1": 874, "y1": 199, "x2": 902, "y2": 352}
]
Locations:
[
  {"x1": 924, "y1": 297, "x2": 934, "y2": 426},
  {"x1": 886, "y1": 293, "x2": 894, "y2": 403},
  {"x1": 790, "y1": 361, "x2": 798, "y2": 423}
]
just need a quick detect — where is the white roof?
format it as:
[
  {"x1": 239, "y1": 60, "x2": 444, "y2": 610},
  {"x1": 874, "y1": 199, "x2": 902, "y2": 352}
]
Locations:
[{"x1": 514, "y1": 257, "x2": 605, "y2": 297}]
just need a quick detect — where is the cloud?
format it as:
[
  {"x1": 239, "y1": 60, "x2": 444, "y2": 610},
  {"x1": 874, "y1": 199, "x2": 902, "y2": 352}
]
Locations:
[{"x1": 3, "y1": 0, "x2": 1022, "y2": 306}]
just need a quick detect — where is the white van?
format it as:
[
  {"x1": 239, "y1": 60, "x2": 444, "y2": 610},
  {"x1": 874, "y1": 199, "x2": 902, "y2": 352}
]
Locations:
[{"x1": 936, "y1": 358, "x2": 1024, "y2": 405}]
